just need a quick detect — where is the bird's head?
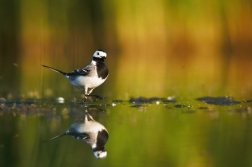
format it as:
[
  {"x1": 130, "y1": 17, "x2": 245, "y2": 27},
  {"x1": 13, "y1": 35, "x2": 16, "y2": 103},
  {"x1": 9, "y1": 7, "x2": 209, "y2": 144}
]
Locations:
[
  {"x1": 92, "y1": 50, "x2": 107, "y2": 60},
  {"x1": 93, "y1": 149, "x2": 107, "y2": 159}
]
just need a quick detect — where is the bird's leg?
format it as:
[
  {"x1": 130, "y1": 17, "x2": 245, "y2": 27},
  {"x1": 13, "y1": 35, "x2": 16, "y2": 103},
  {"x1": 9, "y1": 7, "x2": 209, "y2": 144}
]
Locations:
[
  {"x1": 84, "y1": 114, "x2": 88, "y2": 122},
  {"x1": 87, "y1": 88, "x2": 94, "y2": 95},
  {"x1": 84, "y1": 87, "x2": 88, "y2": 102},
  {"x1": 84, "y1": 113, "x2": 94, "y2": 121},
  {"x1": 85, "y1": 88, "x2": 106, "y2": 101}
]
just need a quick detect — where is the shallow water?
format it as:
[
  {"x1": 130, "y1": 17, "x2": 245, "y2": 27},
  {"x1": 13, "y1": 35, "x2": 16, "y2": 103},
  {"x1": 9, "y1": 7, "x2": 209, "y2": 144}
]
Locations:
[
  {"x1": 1, "y1": 0, "x2": 252, "y2": 166},
  {"x1": 1, "y1": 96, "x2": 252, "y2": 167}
]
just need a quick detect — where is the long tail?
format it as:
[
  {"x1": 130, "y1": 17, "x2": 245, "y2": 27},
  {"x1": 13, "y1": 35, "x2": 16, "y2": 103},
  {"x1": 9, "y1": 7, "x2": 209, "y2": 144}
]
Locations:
[
  {"x1": 43, "y1": 133, "x2": 66, "y2": 143},
  {"x1": 42, "y1": 65, "x2": 67, "y2": 76}
]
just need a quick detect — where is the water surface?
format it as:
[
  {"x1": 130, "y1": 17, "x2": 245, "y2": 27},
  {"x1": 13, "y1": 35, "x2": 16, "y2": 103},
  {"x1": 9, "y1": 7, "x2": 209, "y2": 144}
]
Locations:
[{"x1": 1, "y1": 97, "x2": 252, "y2": 167}]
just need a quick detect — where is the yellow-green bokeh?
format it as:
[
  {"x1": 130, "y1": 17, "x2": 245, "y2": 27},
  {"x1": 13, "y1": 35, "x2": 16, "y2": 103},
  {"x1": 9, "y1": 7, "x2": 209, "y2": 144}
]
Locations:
[
  {"x1": 1, "y1": 0, "x2": 252, "y2": 100},
  {"x1": 1, "y1": 1, "x2": 252, "y2": 166}
]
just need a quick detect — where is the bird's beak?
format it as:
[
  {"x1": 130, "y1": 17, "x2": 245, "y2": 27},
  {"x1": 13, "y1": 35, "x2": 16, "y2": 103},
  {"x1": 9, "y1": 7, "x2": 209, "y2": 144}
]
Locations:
[{"x1": 42, "y1": 133, "x2": 66, "y2": 143}]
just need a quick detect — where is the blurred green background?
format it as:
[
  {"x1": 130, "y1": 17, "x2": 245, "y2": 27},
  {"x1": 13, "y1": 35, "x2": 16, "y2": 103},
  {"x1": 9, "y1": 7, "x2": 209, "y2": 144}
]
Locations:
[
  {"x1": 0, "y1": 0, "x2": 252, "y2": 100},
  {"x1": 1, "y1": 0, "x2": 252, "y2": 167}
]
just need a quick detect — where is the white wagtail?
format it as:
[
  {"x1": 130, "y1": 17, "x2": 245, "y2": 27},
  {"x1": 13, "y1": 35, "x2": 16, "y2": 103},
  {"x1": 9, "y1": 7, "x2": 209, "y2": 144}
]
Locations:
[
  {"x1": 43, "y1": 114, "x2": 109, "y2": 158},
  {"x1": 42, "y1": 50, "x2": 108, "y2": 100}
]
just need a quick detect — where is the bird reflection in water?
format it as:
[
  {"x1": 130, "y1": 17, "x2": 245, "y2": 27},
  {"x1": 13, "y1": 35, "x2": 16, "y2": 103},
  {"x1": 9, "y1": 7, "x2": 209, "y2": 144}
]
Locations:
[{"x1": 43, "y1": 113, "x2": 109, "y2": 158}]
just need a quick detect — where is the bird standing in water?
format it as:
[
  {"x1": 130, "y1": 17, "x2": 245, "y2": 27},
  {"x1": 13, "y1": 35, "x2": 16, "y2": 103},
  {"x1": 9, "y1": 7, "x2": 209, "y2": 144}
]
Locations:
[
  {"x1": 43, "y1": 114, "x2": 109, "y2": 158},
  {"x1": 42, "y1": 50, "x2": 108, "y2": 101}
]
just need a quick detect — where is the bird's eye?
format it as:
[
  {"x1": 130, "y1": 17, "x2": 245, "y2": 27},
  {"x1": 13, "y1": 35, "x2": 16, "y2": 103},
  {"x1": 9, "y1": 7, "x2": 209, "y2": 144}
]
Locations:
[
  {"x1": 97, "y1": 52, "x2": 99, "y2": 55},
  {"x1": 97, "y1": 153, "x2": 100, "y2": 157}
]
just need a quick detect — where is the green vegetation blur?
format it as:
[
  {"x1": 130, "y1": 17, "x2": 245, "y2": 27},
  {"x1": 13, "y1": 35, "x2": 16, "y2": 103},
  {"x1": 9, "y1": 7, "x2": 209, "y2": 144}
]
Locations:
[
  {"x1": 1, "y1": 1, "x2": 252, "y2": 167},
  {"x1": 0, "y1": 0, "x2": 252, "y2": 99}
]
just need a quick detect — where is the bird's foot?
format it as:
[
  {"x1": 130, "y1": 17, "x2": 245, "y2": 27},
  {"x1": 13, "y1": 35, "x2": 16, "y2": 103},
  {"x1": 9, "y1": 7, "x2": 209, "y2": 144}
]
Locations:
[
  {"x1": 83, "y1": 97, "x2": 90, "y2": 104},
  {"x1": 85, "y1": 94, "x2": 106, "y2": 101}
]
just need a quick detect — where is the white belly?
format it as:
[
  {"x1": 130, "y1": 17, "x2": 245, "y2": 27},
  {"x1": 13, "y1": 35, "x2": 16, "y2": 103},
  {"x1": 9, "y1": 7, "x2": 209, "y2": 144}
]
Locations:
[{"x1": 70, "y1": 75, "x2": 107, "y2": 90}]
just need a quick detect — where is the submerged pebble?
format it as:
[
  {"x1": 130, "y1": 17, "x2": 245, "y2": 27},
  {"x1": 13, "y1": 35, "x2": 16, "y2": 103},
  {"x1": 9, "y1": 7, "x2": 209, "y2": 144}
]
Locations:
[
  {"x1": 57, "y1": 97, "x2": 65, "y2": 103},
  {"x1": 0, "y1": 98, "x2": 6, "y2": 103}
]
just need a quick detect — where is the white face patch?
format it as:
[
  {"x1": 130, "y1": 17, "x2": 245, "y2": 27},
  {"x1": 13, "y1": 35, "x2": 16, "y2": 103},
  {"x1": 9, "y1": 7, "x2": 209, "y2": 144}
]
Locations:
[
  {"x1": 92, "y1": 50, "x2": 107, "y2": 59},
  {"x1": 93, "y1": 150, "x2": 107, "y2": 159}
]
